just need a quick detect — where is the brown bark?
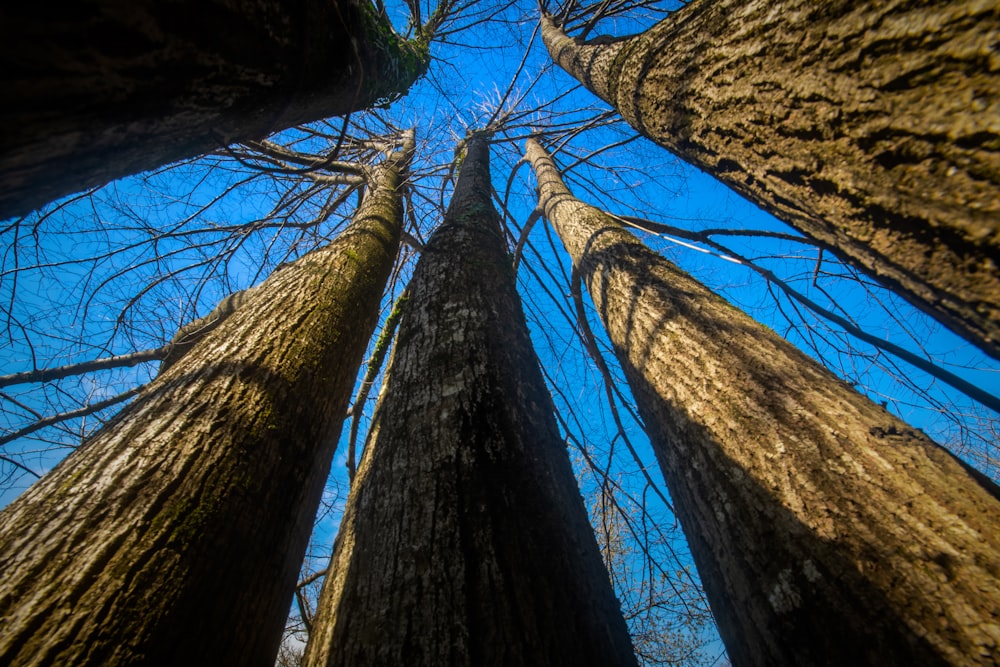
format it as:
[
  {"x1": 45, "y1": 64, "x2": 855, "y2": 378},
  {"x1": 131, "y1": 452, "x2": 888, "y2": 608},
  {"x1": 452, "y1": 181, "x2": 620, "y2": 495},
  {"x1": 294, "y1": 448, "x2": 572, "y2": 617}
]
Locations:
[
  {"x1": 303, "y1": 134, "x2": 637, "y2": 667},
  {"x1": 0, "y1": 1, "x2": 428, "y2": 218},
  {"x1": 541, "y1": 2, "x2": 1000, "y2": 360},
  {"x1": 158, "y1": 289, "x2": 251, "y2": 374},
  {"x1": 528, "y1": 138, "x2": 1000, "y2": 666},
  {"x1": 0, "y1": 139, "x2": 409, "y2": 666}
]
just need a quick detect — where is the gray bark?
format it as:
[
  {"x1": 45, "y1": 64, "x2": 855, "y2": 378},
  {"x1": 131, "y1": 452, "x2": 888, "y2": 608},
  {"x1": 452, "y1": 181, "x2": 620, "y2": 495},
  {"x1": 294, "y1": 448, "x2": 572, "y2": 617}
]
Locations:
[
  {"x1": 303, "y1": 134, "x2": 637, "y2": 667},
  {"x1": 0, "y1": 139, "x2": 409, "y2": 666},
  {"x1": 0, "y1": 1, "x2": 428, "y2": 218},
  {"x1": 541, "y1": 1, "x2": 1000, "y2": 360},
  {"x1": 528, "y1": 137, "x2": 1000, "y2": 666}
]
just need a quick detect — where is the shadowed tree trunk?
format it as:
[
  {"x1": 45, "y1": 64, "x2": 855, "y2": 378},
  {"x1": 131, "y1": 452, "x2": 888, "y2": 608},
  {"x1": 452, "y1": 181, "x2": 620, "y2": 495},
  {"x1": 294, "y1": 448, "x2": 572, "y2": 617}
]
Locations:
[
  {"x1": 540, "y1": 2, "x2": 1000, "y2": 360},
  {"x1": 0, "y1": 135, "x2": 411, "y2": 667},
  {"x1": 303, "y1": 134, "x2": 637, "y2": 667},
  {"x1": 0, "y1": 1, "x2": 429, "y2": 219},
  {"x1": 528, "y1": 138, "x2": 1000, "y2": 666}
]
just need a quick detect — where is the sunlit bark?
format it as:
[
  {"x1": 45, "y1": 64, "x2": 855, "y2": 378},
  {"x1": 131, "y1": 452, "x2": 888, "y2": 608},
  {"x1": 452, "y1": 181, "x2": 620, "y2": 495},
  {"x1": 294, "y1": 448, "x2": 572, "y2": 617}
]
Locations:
[
  {"x1": 529, "y1": 137, "x2": 1000, "y2": 666},
  {"x1": 0, "y1": 138, "x2": 410, "y2": 666},
  {"x1": 0, "y1": 1, "x2": 429, "y2": 218},
  {"x1": 541, "y1": 1, "x2": 1000, "y2": 360},
  {"x1": 304, "y1": 134, "x2": 637, "y2": 667}
]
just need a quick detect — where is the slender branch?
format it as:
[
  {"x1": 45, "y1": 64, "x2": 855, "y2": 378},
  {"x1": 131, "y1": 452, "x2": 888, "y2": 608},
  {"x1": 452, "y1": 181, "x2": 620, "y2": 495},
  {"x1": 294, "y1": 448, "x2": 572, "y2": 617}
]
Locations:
[
  {"x1": 0, "y1": 454, "x2": 41, "y2": 479},
  {"x1": 240, "y1": 139, "x2": 365, "y2": 175},
  {"x1": 297, "y1": 568, "x2": 329, "y2": 589},
  {"x1": 512, "y1": 209, "x2": 542, "y2": 273},
  {"x1": 609, "y1": 211, "x2": 1000, "y2": 416},
  {"x1": 570, "y1": 268, "x2": 673, "y2": 512},
  {"x1": 295, "y1": 589, "x2": 314, "y2": 635},
  {"x1": 0, "y1": 387, "x2": 142, "y2": 448},
  {"x1": 0, "y1": 347, "x2": 168, "y2": 388},
  {"x1": 346, "y1": 290, "x2": 409, "y2": 484}
]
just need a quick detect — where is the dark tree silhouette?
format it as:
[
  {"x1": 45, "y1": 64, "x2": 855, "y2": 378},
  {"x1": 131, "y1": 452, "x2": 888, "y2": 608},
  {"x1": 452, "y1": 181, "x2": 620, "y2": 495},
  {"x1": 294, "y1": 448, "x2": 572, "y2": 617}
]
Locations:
[{"x1": 0, "y1": 1, "x2": 431, "y2": 218}]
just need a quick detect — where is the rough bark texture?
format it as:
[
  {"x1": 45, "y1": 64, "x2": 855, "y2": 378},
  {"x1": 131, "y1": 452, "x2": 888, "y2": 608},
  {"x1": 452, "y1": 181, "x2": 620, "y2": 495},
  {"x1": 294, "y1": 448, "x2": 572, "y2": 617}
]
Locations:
[
  {"x1": 158, "y1": 288, "x2": 251, "y2": 374},
  {"x1": 303, "y1": 135, "x2": 637, "y2": 667},
  {"x1": 528, "y1": 138, "x2": 1000, "y2": 666},
  {"x1": 0, "y1": 1, "x2": 428, "y2": 219},
  {"x1": 541, "y1": 2, "x2": 1000, "y2": 359},
  {"x1": 0, "y1": 143, "x2": 408, "y2": 666}
]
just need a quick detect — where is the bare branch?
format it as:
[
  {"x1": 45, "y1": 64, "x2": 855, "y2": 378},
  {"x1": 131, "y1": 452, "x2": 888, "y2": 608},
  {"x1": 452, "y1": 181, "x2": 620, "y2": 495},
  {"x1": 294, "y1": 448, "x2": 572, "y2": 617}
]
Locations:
[{"x1": 0, "y1": 347, "x2": 168, "y2": 389}]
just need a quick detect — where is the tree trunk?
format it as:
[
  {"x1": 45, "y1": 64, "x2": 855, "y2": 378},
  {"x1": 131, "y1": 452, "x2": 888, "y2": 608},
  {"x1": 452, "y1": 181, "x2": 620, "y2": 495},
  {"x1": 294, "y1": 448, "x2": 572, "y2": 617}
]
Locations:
[
  {"x1": 0, "y1": 137, "x2": 410, "y2": 667},
  {"x1": 0, "y1": 1, "x2": 428, "y2": 219},
  {"x1": 540, "y1": 2, "x2": 1000, "y2": 360},
  {"x1": 303, "y1": 134, "x2": 637, "y2": 667},
  {"x1": 527, "y1": 138, "x2": 1000, "y2": 666}
]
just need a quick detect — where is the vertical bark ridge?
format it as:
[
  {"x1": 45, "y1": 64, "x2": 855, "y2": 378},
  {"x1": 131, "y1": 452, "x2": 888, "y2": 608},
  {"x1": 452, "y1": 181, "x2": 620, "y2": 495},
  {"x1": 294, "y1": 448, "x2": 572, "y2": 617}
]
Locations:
[
  {"x1": 541, "y1": 2, "x2": 1000, "y2": 360},
  {"x1": 0, "y1": 1, "x2": 429, "y2": 218},
  {"x1": 304, "y1": 134, "x2": 637, "y2": 667},
  {"x1": 0, "y1": 137, "x2": 411, "y2": 667},
  {"x1": 528, "y1": 138, "x2": 1000, "y2": 666}
]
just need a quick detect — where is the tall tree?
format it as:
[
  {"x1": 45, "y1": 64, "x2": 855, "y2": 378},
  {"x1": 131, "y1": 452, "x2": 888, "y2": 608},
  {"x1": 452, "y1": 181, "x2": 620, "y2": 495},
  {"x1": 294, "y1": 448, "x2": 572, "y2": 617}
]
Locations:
[
  {"x1": 0, "y1": 134, "x2": 411, "y2": 667},
  {"x1": 528, "y1": 137, "x2": 1000, "y2": 666},
  {"x1": 540, "y1": 2, "x2": 1000, "y2": 360},
  {"x1": 303, "y1": 133, "x2": 637, "y2": 667},
  {"x1": 0, "y1": 1, "x2": 431, "y2": 219}
]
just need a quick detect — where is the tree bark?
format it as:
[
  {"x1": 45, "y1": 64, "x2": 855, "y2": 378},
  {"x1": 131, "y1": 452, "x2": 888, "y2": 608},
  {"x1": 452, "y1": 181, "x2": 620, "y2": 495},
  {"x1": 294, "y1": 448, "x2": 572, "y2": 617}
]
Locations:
[
  {"x1": 527, "y1": 138, "x2": 1000, "y2": 666},
  {"x1": 303, "y1": 134, "x2": 637, "y2": 667},
  {"x1": 0, "y1": 137, "x2": 410, "y2": 667},
  {"x1": 0, "y1": 1, "x2": 429, "y2": 219},
  {"x1": 540, "y1": 2, "x2": 1000, "y2": 360}
]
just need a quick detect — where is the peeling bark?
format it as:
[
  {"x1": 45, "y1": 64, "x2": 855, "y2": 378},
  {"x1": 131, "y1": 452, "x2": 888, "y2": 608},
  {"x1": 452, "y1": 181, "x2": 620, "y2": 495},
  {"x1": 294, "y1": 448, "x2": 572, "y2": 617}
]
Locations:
[
  {"x1": 304, "y1": 135, "x2": 636, "y2": 667},
  {"x1": 0, "y1": 140, "x2": 409, "y2": 666},
  {"x1": 541, "y1": 2, "x2": 1000, "y2": 359},
  {"x1": 0, "y1": 1, "x2": 429, "y2": 218},
  {"x1": 528, "y1": 138, "x2": 1000, "y2": 666}
]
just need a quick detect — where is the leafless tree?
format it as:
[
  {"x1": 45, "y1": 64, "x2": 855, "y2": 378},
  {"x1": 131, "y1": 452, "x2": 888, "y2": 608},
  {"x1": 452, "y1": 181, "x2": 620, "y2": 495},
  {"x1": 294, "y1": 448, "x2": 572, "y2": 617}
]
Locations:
[{"x1": 0, "y1": 2, "x2": 996, "y2": 664}]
